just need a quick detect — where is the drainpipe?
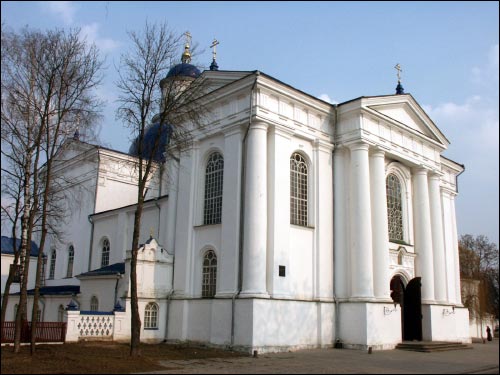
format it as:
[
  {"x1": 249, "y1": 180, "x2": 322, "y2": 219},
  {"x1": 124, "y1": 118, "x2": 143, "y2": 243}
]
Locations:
[
  {"x1": 87, "y1": 215, "x2": 95, "y2": 272},
  {"x1": 231, "y1": 72, "x2": 259, "y2": 348}
]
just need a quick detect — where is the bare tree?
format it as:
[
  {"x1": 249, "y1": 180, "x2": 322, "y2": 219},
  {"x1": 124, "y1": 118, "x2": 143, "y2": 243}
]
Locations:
[
  {"x1": 1, "y1": 26, "x2": 103, "y2": 353},
  {"x1": 116, "y1": 21, "x2": 209, "y2": 356},
  {"x1": 459, "y1": 234, "x2": 499, "y2": 337}
]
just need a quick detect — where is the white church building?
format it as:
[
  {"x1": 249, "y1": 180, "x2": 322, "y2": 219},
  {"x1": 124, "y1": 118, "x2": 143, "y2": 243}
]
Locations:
[{"x1": 2, "y1": 40, "x2": 471, "y2": 352}]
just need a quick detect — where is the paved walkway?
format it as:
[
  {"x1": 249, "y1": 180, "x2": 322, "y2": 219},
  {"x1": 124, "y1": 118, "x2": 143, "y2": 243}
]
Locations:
[{"x1": 140, "y1": 339, "x2": 499, "y2": 374}]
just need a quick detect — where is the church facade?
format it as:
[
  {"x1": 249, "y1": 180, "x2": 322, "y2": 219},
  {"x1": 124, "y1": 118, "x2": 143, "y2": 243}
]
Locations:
[{"x1": 2, "y1": 43, "x2": 470, "y2": 352}]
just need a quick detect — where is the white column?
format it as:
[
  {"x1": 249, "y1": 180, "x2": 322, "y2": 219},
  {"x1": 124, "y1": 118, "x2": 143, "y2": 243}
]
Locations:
[
  {"x1": 165, "y1": 156, "x2": 179, "y2": 254},
  {"x1": 241, "y1": 121, "x2": 269, "y2": 298},
  {"x1": 441, "y1": 190, "x2": 456, "y2": 304},
  {"x1": 334, "y1": 147, "x2": 348, "y2": 298},
  {"x1": 314, "y1": 139, "x2": 334, "y2": 300},
  {"x1": 370, "y1": 148, "x2": 390, "y2": 299},
  {"x1": 428, "y1": 173, "x2": 447, "y2": 302},
  {"x1": 450, "y1": 194, "x2": 462, "y2": 304},
  {"x1": 412, "y1": 167, "x2": 435, "y2": 302},
  {"x1": 349, "y1": 142, "x2": 374, "y2": 299}
]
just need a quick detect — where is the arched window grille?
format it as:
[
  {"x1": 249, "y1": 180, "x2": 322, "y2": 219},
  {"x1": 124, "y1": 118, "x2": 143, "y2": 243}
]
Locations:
[
  {"x1": 41, "y1": 254, "x2": 47, "y2": 286},
  {"x1": 58, "y1": 305, "x2": 65, "y2": 322},
  {"x1": 386, "y1": 173, "x2": 404, "y2": 241},
  {"x1": 144, "y1": 302, "x2": 159, "y2": 329},
  {"x1": 66, "y1": 245, "x2": 74, "y2": 278},
  {"x1": 203, "y1": 152, "x2": 224, "y2": 225},
  {"x1": 49, "y1": 249, "x2": 57, "y2": 280},
  {"x1": 202, "y1": 250, "x2": 217, "y2": 298},
  {"x1": 36, "y1": 305, "x2": 42, "y2": 322},
  {"x1": 101, "y1": 238, "x2": 110, "y2": 267},
  {"x1": 290, "y1": 152, "x2": 308, "y2": 226},
  {"x1": 90, "y1": 296, "x2": 99, "y2": 311}
]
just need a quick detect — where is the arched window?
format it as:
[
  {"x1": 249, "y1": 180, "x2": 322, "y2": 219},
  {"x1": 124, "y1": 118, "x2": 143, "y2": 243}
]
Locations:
[
  {"x1": 66, "y1": 245, "x2": 74, "y2": 278},
  {"x1": 386, "y1": 173, "x2": 404, "y2": 241},
  {"x1": 144, "y1": 302, "x2": 159, "y2": 329},
  {"x1": 36, "y1": 304, "x2": 42, "y2": 322},
  {"x1": 58, "y1": 305, "x2": 65, "y2": 322},
  {"x1": 290, "y1": 152, "x2": 308, "y2": 226},
  {"x1": 101, "y1": 238, "x2": 110, "y2": 267},
  {"x1": 204, "y1": 152, "x2": 224, "y2": 225},
  {"x1": 49, "y1": 249, "x2": 57, "y2": 280},
  {"x1": 90, "y1": 296, "x2": 99, "y2": 311},
  {"x1": 202, "y1": 250, "x2": 217, "y2": 298},
  {"x1": 41, "y1": 254, "x2": 47, "y2": 286}
]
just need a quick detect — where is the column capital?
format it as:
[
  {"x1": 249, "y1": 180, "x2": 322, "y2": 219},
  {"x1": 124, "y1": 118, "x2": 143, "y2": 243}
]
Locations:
[
  {"x1": 249, "y1": 121, "x2": 269, "y2": 132},
  {"x1": 313, "y1": 138, "x2": 334, "y2": 153},
  {"x1": 428, "y1": 169, "x2": 444, "y2": 179},
  {"x1": 348, "y1": 141, "x2": 370, "y2": 152},
  {"x1": 412, "y1": 165, "x2": 429, "y2": 175}
]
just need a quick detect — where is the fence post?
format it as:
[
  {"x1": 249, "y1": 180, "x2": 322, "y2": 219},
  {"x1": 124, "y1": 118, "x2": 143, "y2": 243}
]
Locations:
[{"x1": 65, "y1": 310, "x2": 80, "y2": 342}]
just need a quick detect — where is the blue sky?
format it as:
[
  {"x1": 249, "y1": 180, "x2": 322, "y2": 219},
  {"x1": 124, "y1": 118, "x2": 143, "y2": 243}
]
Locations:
[{"x1": 2, "y1": 1, "x2": 499, "y2": 245}]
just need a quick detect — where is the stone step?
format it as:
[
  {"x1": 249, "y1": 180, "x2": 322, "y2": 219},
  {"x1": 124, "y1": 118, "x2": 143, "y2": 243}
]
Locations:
[{"x1": 396, "y1": 341, "x2": 472, "y2": 353}]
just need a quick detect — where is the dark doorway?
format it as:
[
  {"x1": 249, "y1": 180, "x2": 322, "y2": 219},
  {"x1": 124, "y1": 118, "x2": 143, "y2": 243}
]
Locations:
[
  {"x1": 404, "y1": 277, "x2": 422, "y2": 341},
  {"x1": 390, "y1": 276, "x2": 422, "y2": 341}
]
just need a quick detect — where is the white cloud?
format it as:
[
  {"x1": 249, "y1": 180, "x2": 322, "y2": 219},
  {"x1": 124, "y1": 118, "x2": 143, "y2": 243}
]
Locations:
[
  {"x1": 471, "y1": 44, "x2": 499, "y2": 85},
  {"x1": 80, "y1": 23, "x2": 121, "y2": 53},
  {"x1": 318, "y1": 93, "x2": 338, "y2": 104},
  {"x1": 424, "y1": 44, "x2": 499, "y2": 244},
  {"x1": 41, "y1": 1, "x2": 77, "y2": 25}
]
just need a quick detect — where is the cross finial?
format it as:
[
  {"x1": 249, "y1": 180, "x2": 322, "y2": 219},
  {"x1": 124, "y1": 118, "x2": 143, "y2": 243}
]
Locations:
[
  {"x1": 181, "y1": 31, "x2": 192, "y2": 64},
  {"x1": 150, "y1": 228, "x2": 154, "y2": 238},
  {"x1": 210, "y1": 38, "x2": 219, "y2": 61},
  {"x1": 394, "y1": 63, "x2": 402, "y2": 82},
  {"x1": 184, "y1": 31, "x2": 192, "y2": 47}
]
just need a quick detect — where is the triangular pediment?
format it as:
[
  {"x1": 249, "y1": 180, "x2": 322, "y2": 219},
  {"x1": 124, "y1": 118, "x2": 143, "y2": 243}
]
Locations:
[{"x1": 366, "y1": 95, "x2": 449, "y2": 147}]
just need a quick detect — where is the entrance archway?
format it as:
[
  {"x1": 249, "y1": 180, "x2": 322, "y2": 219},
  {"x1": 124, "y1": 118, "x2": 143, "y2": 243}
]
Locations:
[{"x1": 390, "y1": 275, "x2": 422, "y2": 341}]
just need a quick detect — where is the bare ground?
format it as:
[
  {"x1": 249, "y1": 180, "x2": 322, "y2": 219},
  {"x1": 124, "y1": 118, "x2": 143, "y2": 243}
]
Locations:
[{"x1": 1, "y1": 341, "x2": 246, "y2": 374}]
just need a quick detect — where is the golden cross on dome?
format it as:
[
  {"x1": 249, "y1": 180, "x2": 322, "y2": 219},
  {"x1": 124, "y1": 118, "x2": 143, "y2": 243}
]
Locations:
[
  {"x1": 394, "y1": 63, "x2": 402, "y2": 82},
  {"x1": 184, "y1": 31, "x2": 192, "y2": 47},
  {"x1": 210, "y1": 38, "x2": 219, "y2": 60}
]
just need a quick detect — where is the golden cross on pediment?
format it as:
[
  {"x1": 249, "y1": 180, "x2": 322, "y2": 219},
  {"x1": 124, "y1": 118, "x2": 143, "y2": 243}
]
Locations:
[
  {"x1": 394, "y1": 63, "x2": 402, "y2": 82},
  {"x1": 210, "y1": 38, "x2": 219, "y2": 60}
]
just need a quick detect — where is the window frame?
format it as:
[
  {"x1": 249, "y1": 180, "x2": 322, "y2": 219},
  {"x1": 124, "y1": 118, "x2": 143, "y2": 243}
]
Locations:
[
  {"x1": 49, "y1": 248, "x2": 57, "y2": 280},
  {"x1": 90, "y1": 296, "x2": 99, "y2": 311},
  {"x1": 385, "y1": 162, "x2": 413, "y2": 245},
  {"x1": 101, "y1": 238, "x2": 110, "y2": 268},
  {"x1": 66, "y1": 245, "x2": 74, "y2": 278},
  {"x1": 386, "y1": 173, "x2": 404, "y2": 242},
  {"x1": 144, "y1": 302, "x2": 159, "y2": 329},
  {"x1": 201, "y1": 249, "x2": 217, "y2": 298},
  {"x1": 203, "y1": 152, "x2": 224, "y2": 225},
  {"x1": 290, "y1": 152, "x2": 309, "y2": 227}
]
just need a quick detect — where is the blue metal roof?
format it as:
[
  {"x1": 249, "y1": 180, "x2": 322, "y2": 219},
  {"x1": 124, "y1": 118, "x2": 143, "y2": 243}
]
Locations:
[
  {"x1": 77, "y1": 262, "x2": 125, "y2": 278},
  {"x1": 1, "y1": 236, "x2": 39, "y2": 257},
  {"x1": 12, "y1": 285, "x2": 80, "y2": 296},
  {"x1": 166, "y1": 63, "x2": 201, "y2": 79},
  {"x1": 128, "y1": 123, "x2": 171, "y2": 162}
]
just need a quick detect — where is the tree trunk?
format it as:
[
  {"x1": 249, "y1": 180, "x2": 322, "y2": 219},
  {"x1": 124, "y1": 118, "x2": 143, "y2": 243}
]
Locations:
[
  {"x1": 14, "y1": 163, "x2": 32, "y2": 353},
  {"x1": 130, "y1": 200, "x2": 144, "y2": 356}
]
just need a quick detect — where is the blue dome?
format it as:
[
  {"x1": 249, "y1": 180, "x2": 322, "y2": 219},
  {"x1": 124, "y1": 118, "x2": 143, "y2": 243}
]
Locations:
[
  {"x1": 166, "y1": 63, "x2": 201, "y2": 79},
  {"x1": 129, "y1": 123, "x2": 172, "y2": 162}
]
